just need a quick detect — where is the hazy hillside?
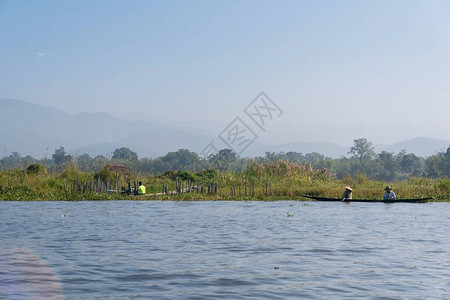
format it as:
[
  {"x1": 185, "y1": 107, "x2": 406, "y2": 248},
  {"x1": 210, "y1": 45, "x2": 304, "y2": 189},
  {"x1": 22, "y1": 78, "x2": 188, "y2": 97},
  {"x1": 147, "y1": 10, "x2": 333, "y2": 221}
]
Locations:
[
  {"x1": 380, "y1": 137, "x2": 450, "y2": 157},
  {"x1": 0, "y1": 99, "x2": 352, "y2": 159},
  {"x1": 260, "y1": 122, "x2": 450, "y2": 149},
  {"x1": 0, "y1": 98, "x2": 216, "y2": 158},
  {"x1": 75, "y1": 129, "x2": 216, "y2": 158},
  {"x1": 1, "y1": 99, "x2": 448, "y2": 159}
]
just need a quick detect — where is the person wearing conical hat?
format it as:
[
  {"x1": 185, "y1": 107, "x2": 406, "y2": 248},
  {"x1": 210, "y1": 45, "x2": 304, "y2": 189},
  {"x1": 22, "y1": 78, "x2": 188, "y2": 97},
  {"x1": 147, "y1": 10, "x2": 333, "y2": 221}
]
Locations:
[
  {"x1": 383, "y1": 186, "x2": 396, "y2": 200},
  {"x1": 341, "y1": 186, "x2": 353, "y2": 201}
]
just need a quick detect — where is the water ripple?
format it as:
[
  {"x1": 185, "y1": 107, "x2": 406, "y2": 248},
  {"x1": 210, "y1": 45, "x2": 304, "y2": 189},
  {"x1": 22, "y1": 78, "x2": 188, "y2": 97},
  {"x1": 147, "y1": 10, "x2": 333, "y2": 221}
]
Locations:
[{"x1": 1, "y1": 201, "x2": 450, "y2": 299}]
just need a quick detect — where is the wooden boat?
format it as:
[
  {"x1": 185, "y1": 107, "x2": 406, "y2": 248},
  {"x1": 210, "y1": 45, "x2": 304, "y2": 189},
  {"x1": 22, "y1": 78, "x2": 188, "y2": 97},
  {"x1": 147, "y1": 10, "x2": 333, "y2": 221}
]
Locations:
[{"x1": 301, "y1": 195, "x2": 431, "y2": 203}]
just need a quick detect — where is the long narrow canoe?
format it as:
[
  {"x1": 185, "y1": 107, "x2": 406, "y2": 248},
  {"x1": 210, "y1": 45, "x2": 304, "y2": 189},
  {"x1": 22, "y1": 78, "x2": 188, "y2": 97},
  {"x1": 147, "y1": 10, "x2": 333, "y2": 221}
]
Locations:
[{"x1": 301, "y1": 195, "x2": 431, "y2": 203}]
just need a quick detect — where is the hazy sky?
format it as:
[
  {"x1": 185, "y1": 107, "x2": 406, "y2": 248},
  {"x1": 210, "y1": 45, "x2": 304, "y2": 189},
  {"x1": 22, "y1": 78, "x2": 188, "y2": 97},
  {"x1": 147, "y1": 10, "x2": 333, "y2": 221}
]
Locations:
[{"x1": 1, "y1": 0, "x2": 449, "y2": 134}]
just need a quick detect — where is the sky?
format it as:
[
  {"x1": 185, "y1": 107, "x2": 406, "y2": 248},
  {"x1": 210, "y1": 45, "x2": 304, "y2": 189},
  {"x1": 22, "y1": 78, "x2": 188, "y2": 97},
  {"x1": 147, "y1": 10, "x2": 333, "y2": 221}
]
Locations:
[{"x1": 1, "y1": 0, "x2": 450, "y2": 144}]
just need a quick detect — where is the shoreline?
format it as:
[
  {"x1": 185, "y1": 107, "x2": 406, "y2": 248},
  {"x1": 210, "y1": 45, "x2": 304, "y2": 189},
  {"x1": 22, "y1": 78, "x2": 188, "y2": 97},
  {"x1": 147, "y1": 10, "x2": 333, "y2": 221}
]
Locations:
[{"x1": 1, "y1": 194, "x2": 448, "y2": 202}]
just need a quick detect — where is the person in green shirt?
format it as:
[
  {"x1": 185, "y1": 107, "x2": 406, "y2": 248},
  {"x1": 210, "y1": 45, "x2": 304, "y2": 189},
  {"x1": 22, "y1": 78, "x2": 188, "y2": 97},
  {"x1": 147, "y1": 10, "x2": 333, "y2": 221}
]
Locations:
[{"x1": 138, "y1": 181, "x2": 146, "y2": 195}]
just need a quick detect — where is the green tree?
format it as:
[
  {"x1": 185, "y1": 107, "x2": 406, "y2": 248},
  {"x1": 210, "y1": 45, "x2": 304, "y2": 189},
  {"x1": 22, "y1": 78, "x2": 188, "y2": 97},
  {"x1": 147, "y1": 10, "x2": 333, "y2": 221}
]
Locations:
[
  {"x1": 375, "y1": 151, "x2": 397, "y2": 180},
  {"x1": 138, "y1": 157, "x2": 154, "y2": 173},
  {"x1": 161, "y1": 149, "x2": 200, "y2": 170},
  {"x1": 0, "y1": 152, "x2": 23, "y2": 169},
  {"x1": 284, "y1": 152, "x2": 306, "y2": 164},
  {"x1": 348, "y1": 138, "x2": 375, "y2": 172},
  {"x1": 76, "y1": 154, "x2": 93, "y2": 172},
  {"x1": 399, "y1": 153, "x2": 422, "y2": 175},
  {"x1": 209, "y1": 149, "x2": 237, "y2": 172},
  {"x1": 442, "y1": 146, "x2": 450, "y2": 177},
  {"x1": 112, "y1": 147, "x2": 138, "y2": 161},
  {"x1": 305, "y1": 152, "x2": 325, "y2": 164},
  {"x1": 52, "y1": 147, "x2": 72, "y2": 166},
  {"x1": 92, "y1": 155, "x2": 108, "y2": 171},
  {"x1": 425, "y1": 154, "x2": 442, "y2": 177},
  {"x1": 264, "y1": 152, "x2": 279, "y2": 162}
]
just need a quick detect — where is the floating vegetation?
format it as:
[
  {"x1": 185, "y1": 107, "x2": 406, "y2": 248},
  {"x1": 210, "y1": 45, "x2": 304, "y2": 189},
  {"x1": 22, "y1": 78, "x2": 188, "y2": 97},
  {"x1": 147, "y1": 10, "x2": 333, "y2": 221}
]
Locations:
[{"x1": 0, "y1": 161, "x2": 448, "y2": 201}]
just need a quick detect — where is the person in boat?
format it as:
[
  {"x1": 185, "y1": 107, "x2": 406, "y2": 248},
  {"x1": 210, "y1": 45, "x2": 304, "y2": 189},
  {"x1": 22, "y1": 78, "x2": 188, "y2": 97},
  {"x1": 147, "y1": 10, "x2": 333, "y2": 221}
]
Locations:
[
  {"x1": 383, "y1": 186, "x2": 396, "y2": 200},
  {"x1": 138, "y1": 181, "x2": 146, "y2": 195},
  {"x1": 341, "y1": 186, "x2": 353, "y2": 200}
]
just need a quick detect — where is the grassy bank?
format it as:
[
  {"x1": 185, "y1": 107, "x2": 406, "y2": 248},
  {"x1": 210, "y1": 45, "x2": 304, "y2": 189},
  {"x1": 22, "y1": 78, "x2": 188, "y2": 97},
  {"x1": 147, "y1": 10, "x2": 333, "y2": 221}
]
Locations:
[{"x1": 0, "y1": 162, "x2": 449, "y2": 201}]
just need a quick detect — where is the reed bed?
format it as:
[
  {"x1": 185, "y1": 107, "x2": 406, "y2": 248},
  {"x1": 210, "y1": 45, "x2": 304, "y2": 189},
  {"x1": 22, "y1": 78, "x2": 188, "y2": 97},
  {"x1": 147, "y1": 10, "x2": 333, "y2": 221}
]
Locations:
[{"x1": 0, "y1": 161, "x2": 449, "y2": 201}]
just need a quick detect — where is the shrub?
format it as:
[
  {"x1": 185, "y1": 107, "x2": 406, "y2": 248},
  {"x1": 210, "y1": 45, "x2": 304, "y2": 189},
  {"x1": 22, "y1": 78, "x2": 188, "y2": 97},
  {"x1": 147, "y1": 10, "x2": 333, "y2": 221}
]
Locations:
[
  {"x1": 196, "y1": 169, "x2": 219, "y2": 181},
  {"x1": 26, "y1": 163, "x2": 47, "y2": 176},
  {"x1": 158, "y1": 170, "x2": 198, "y2": 182},
  {"x1": 436, "y1": 179, "x2": 450, "y2": 192},
  {"x1": 94, "y1": 165, "x2": 113, "y2": 182},
  {"x1": 59, "y1": 164, "x2": 84, "y2": 180}
]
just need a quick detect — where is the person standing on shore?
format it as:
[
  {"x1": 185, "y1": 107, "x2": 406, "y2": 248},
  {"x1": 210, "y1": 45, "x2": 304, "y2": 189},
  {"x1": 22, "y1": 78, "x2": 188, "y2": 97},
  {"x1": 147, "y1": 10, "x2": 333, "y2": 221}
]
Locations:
[
  {"x1": 341, "y1": 186, "x2": 353, "y2": 201},
  {"x1": 383, "y1": 186, "x2": 396, "y2": 200}
]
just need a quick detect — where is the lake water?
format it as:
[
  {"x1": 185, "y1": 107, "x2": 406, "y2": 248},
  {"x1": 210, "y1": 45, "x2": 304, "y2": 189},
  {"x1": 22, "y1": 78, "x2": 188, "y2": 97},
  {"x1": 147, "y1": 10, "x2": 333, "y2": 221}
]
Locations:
[{"x1": 1, "y1": 200, "x2": 450, "y2": 299}]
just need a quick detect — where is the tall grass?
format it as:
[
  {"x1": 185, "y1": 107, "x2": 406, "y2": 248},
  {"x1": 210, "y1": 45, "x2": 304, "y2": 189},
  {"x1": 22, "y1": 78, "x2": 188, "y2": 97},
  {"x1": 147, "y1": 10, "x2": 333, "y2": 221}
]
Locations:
[{"x1": 0, "y1": 161, "x2": 449, "y2": 201}]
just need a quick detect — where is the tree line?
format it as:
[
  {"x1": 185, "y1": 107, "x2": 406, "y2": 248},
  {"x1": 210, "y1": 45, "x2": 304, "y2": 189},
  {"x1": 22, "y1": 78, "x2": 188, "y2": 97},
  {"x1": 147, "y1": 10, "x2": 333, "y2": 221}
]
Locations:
[{"x1": 1, "y1": 138, "x2": 450, "y2": 181}]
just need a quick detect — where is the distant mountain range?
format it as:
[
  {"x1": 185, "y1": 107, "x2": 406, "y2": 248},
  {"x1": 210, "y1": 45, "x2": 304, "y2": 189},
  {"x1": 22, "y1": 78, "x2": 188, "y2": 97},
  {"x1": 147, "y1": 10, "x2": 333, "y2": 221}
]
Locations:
[
  {"x1": 1, "y1": 98, "x2": 448, "y2": 159},
  {"x1": 0, "y1": 98, "x2": 216, "y2": 158},
  {"x1": 377, "y1": 137, "x2": 450, "y2": 157}
]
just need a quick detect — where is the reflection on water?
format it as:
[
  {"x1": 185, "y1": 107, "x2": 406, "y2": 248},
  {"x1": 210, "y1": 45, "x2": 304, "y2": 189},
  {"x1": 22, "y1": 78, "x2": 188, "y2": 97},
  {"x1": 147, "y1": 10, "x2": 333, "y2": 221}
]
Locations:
[
  {"x1": 1, "y1": 201, "x2": 450, "y2": 299},
  {"x1": 0, "y1": 248, "x2": 63, "y2": 300}
]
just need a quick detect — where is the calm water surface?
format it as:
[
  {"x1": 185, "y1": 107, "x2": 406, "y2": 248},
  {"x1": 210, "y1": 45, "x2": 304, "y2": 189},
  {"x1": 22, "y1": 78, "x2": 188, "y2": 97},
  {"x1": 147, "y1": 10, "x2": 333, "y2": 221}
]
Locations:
[{"x1": 1, "y1": 201, "x2": 450, "y2": 299}]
